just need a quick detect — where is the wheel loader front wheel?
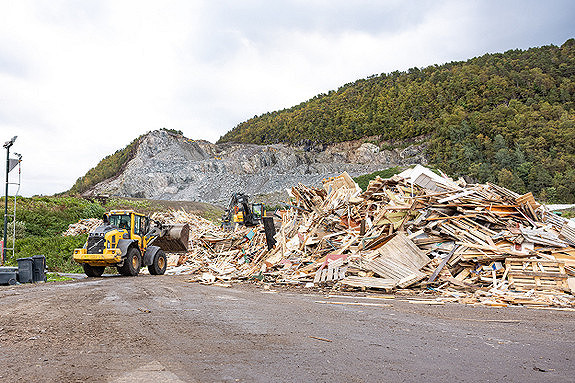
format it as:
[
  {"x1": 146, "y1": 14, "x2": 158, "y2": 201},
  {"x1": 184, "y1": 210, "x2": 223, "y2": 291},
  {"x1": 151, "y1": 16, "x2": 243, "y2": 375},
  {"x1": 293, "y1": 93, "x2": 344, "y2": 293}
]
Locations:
[
  {"x1": 83, "y1": 264, "x2": 105, "y2": 277},
  {"x1": 118, "y1": 247, "x2": 141, "y2": 276},
  {"x1": 148, "y1": 250, "x2": 167, "y2": 275}
]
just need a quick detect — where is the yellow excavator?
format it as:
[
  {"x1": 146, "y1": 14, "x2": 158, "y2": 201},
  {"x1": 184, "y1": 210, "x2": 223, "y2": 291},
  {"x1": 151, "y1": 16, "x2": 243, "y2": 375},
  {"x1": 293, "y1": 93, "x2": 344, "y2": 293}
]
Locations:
[
  {"x1": 221, "y1": 193, "x2": 264, "y2": 229},
  {"x1": 73, "y1": 210, "x2": 189, "y2": 277}
]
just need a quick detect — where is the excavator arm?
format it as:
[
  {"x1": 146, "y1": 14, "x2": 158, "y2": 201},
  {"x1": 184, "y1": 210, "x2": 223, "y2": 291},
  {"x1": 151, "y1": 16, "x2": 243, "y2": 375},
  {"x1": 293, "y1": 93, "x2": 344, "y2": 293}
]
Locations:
[{"x1": 222, "y1": 193, "x2": 264, "y2": 228}]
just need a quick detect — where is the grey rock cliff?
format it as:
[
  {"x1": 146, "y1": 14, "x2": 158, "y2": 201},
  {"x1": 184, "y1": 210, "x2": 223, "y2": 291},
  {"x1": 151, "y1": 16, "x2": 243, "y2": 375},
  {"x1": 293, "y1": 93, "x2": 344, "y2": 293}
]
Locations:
[{"x1": 86, "y1": 130, "x2": 427, "y2": 206}]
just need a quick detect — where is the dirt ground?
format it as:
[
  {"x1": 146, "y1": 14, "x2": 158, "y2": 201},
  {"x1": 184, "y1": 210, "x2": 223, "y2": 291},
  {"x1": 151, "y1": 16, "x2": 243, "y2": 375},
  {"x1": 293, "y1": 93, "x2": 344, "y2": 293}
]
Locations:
[{"x1": 0, "y1": 275, "x2": 573, "y2": 382}]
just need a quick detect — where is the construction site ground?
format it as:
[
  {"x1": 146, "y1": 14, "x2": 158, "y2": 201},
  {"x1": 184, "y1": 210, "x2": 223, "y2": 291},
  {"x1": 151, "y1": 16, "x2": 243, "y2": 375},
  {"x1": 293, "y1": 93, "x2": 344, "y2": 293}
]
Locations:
[{"x1": 0, "y1": 276, "x2": 573, "y2": 382}]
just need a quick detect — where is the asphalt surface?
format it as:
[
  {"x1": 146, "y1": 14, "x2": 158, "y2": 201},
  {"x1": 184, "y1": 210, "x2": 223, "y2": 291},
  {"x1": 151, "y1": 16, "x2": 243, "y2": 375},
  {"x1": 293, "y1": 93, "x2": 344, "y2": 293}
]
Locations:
[{"x1": 0, "y1": 275, "x2": 573, "y2": 382}]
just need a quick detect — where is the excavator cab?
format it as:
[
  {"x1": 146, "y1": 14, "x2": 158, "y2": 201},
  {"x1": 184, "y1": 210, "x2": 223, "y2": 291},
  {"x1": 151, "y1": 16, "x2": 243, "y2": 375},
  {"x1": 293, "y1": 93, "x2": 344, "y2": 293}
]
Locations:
[{"x1": 251, "y1": 203, "x2": 263, "y2": 222}]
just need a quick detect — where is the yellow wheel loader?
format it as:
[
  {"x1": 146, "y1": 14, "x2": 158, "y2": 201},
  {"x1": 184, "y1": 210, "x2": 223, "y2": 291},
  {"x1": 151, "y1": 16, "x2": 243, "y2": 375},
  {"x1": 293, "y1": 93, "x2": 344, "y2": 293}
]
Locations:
[{"x1": 73, "y1": 210, "x2": 189, "y2": 277}]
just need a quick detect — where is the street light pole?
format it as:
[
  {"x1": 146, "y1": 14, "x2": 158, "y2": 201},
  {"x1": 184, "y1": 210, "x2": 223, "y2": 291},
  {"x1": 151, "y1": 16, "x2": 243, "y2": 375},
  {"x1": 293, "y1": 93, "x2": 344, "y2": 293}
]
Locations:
[{"x1": 2, "y1": 136, "x2": 17, "y2": 264}]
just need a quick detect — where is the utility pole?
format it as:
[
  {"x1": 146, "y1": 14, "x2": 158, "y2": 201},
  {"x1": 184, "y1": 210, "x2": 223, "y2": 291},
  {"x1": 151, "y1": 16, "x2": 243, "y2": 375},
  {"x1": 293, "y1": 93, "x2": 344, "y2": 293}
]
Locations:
[{"x1": 2, "y1": 136, "x2": 17, "y2": 264}]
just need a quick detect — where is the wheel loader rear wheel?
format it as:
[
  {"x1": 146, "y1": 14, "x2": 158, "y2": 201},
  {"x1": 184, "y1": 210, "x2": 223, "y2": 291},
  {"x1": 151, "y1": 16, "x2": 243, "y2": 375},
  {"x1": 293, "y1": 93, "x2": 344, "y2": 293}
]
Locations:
[
  {"x1": 83, "y1": 264, "x2": 105, "y2": 277},
  {"x1": 118, "y1": 247, "x2": 141, "y2": 276},
  {"x1": 148, "y1": 250, "x2": 167, "y2": 275}
]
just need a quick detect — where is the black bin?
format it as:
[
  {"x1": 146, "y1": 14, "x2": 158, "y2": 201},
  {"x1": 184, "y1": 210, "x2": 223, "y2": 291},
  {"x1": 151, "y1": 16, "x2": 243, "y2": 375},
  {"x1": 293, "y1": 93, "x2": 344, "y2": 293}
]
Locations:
[
  {"x1": 0, "y1": 267, "x2": 18, "y2": 285},
  {"x1": 32, "y1": 255, "x2": 46, "y2": 282},
  {"x1": 17, "y1": 258, "x2": 34, "y2": 283}
]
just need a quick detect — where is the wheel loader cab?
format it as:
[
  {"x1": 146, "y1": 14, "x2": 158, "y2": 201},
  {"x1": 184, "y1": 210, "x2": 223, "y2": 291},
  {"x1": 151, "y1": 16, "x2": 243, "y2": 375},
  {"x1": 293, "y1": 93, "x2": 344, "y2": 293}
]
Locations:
[
  {"x1": 132, "y1": 213, "x2": 151, "y2": 250},
  {"x1": 105, "y1": 211, "x2": 151, "y2": 250},
  {"x1": 108, "y1": 213, "x2": 131, "y2": 232}
]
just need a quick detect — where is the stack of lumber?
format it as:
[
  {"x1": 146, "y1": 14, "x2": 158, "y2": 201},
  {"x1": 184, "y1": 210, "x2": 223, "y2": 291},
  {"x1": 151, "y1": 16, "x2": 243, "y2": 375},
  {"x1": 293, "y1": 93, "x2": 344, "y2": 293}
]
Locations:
[{"x1": 153, "y1": 168, "x2": 574, "y2": 307}]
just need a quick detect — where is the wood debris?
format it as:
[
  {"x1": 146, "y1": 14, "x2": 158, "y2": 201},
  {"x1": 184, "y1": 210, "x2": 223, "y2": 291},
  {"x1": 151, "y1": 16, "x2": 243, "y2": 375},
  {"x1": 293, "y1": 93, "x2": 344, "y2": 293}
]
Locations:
[
  {"x1": 63, "y1": 218, "x2": 104, "y2": 236},
  {"x1": 66, "y1": 167, "x2": 575, "y2": 309}
]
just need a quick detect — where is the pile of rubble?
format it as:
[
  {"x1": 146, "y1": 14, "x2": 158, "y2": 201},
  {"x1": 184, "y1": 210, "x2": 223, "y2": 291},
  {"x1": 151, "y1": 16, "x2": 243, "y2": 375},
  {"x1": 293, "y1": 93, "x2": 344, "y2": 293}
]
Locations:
[{"x1": 163, "y1": 166, "x2": 575, "y2": 308}]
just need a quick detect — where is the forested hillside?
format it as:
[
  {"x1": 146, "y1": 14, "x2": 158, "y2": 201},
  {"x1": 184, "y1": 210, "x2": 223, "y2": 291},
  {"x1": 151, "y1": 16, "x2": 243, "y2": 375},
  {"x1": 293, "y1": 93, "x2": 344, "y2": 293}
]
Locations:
[
  {"x1": 219, "y1": 40, "x2": 575, "y2": 202},
  {"x1": 67, "y1": 135, "x2": 142, "y2": 195}
]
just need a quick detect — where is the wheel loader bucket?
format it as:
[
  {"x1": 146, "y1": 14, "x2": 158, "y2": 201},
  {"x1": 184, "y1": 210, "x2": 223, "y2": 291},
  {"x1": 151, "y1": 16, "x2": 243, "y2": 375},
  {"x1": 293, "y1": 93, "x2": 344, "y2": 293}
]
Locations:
[{"x1": 154, "y1": 223, "x2": 190, "y2": 252}]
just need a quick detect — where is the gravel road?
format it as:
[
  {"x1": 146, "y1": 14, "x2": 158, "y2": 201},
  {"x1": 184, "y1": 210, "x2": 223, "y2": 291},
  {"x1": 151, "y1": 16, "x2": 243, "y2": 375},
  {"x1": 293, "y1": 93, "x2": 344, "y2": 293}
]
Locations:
[{"x1": 0, "y1": 275, "x2": 573, "y2": 382}]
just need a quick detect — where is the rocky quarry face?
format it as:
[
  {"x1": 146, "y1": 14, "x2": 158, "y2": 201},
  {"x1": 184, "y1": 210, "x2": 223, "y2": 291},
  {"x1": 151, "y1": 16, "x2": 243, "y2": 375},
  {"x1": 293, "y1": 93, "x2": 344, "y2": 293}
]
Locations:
[{"x1": 86, "y1": 130, "x2": 428, "y2": 206}]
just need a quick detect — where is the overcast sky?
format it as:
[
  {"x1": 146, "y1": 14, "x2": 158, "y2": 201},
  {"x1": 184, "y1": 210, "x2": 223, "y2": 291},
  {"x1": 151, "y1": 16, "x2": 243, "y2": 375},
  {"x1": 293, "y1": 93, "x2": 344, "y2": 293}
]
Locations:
[{"x1": 0, "y1": 0, "x2": 573, "y2": 197}]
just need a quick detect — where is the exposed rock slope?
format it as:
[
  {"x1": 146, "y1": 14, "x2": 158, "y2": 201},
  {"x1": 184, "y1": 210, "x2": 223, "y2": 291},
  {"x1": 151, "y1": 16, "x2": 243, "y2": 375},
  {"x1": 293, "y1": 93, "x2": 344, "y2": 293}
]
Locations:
[{"x1": 85, "y1": 130, "x2": 427, "y2": 205}]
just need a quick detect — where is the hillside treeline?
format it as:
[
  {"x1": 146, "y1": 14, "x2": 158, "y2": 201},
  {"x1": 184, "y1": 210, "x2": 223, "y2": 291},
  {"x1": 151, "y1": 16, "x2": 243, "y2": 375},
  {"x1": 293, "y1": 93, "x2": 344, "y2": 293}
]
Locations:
[{"x1": 219, "y1": 40, "x2": 575, "y2": 202}]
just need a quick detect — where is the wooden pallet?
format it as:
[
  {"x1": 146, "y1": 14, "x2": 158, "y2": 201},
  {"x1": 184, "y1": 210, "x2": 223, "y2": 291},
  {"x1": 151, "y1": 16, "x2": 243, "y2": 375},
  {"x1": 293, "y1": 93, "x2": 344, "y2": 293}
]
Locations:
[
  {"x1": 365, "y1": 257, "x2": 426, "y2": 288},
  {"x1": 314, "y1": 266, "x2": 347, "y2": 284},
  {"x1": 505, "y1": 258, "x2": 569, "y2": 292},
  {"x1": 340, "y1": 276, "x2": 396, "y2": 290}
]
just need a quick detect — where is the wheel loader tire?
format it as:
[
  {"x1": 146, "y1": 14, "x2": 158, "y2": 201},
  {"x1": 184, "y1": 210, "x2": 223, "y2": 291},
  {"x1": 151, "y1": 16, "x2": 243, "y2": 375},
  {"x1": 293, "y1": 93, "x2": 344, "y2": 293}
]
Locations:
[
  {"x1": 148, "y1": 250, "x2": 167, "y2": 275},
  {"x1": 118, "y1": 247, "x2": 141, "y2": 276},
  {"x1": 83, "y1": 264, "x2": 105, "y2": 277}
]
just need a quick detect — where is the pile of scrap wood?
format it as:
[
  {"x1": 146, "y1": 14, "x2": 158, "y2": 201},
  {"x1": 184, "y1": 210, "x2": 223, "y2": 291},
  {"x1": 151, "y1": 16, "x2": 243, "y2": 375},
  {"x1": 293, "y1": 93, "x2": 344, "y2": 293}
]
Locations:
[
  {"x1": 245, "y1": 167, "x2": 574, "y2": 307},
  {"x1": 151, "y1": 210, "x2": 269, "y2": 279},
  {"x1": 62, "y1": 218, "x2": 103, "y2": 236},
  {"x1": 162, "y1": 167, "x2": 574, "y2": 308}
]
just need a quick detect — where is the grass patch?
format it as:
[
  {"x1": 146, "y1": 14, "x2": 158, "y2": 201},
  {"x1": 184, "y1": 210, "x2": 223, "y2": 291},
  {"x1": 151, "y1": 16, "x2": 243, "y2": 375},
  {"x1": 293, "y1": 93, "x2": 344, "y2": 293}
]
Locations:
[
  {"x1": 558, "y1": 209, "x2": 575, "y2": 219},
  {"x1": 46, "y1": 273, "x2": 75, "y2": 282},
  {"x1": 1, "y1": 196, "x2": 105, "y2": 237}
]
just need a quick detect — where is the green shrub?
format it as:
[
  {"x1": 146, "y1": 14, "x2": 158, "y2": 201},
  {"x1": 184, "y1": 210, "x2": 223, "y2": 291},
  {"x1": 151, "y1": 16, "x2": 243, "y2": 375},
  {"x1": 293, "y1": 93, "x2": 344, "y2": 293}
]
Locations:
[
  {"x1": 353, "y1": 167, "x2": 403, "y2": 191},
  {"x1": 82, "y1": 202, "x2": 106, "y2": 219},
  {"x1": 4, "y1": 235, "x2": 87, "y2": 273},
  {"x1": 0, "y1": 220, "x2": 26, "y2": 239},
  {"x1": 1, "y1": 196, "x2": 105, "y2": 237}
]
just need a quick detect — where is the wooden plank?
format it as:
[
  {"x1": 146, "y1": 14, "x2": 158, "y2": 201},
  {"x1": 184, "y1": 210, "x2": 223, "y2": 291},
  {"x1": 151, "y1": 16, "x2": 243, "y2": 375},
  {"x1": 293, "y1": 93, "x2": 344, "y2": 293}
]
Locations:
[
  {"x1": 454, "y1": 268, "x2": 471, "y2": 281},
  {"x1": 560, "y1": 225, "x2": 575, "y2": 245},
  {"x1": 506, "y1": 258, "x2": 566, "y2": 266},
  {"x1": 425, "y1": 214, "x2": 478, "y2": 221},
  {"x1": 327, "y1": 267, "x2": 334, "y2": 281},
  {"x1": 515, "y1": 192, "x2": 540, "y2": 209},
  {"x1": 508, "y1": 271, "x2": 567, "y2": 279},
  {"x1": 320, "y1": 269, "x2": 328, "y2": 282},
  {"x1": 340, "y1": 276, "x2": 396, "y2": 290},
  {"x1": 437, "y1": 189, "x2": 477, "y2": 203},
  {"x1": 315, "y1": 300, "x2": 392, "y2": 308},
  {"x1": 428, "y1": 245, "x2": 459, "y2": 283},
  {"x1": 313, "y1": 270, "x2": 321, "y2": 284}
]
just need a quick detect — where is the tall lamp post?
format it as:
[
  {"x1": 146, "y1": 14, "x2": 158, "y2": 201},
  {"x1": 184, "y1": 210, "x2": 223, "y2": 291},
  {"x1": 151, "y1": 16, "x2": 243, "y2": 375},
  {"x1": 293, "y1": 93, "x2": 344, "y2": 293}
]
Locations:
[{"x1": 2, "y1": 136, "x2": 17, "y2": 264}]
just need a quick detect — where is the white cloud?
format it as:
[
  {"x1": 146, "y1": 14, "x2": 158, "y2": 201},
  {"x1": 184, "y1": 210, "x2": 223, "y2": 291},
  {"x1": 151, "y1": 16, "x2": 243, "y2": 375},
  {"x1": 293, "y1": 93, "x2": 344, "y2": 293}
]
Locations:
[{"x1": 0, "y1": 0, "x2": 573, "y2": 196}]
